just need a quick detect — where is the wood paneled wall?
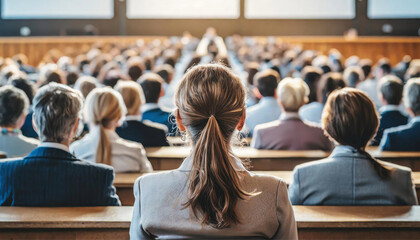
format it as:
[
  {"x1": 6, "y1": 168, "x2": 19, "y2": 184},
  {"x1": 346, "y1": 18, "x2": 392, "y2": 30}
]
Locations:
[
  {"x1": 0, "y1": 36, "x2": 419, "y2": 66},
  {"x1": 0, "y1": 36, "x2": 168, "y2": 66}
]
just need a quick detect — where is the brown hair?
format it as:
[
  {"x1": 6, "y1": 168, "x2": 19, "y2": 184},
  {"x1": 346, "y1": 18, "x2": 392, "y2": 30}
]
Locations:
[
  {"x1": 322, "y1": 88, "x2": 393, "y2": 179},
  {"x1": 114, "y1": 81, "x2": 144, "y2": 116},
  {"x1": 175, "y1": 64, "x2": 253, "y2": 229}
]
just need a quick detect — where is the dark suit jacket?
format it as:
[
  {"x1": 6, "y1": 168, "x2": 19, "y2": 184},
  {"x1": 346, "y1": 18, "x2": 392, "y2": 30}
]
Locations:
[
  {"x1": 0, "y1": 147, "x2": 121, "y2": 206},
  {"x1": 116, "y1": 120, "x2": 169, "y2": 147},
  {"x1": 371, "y1": 110, "x2": 408, "y2": 146},
  {"x1": 380, "y1": 119, "x2": 420, "y2": 151},
  {"x1": 21, "y1": 111, "x2": 38, "y2": 139},
  {"x1": 142, "y1": 109, "x2": 177, "y2": 136}
]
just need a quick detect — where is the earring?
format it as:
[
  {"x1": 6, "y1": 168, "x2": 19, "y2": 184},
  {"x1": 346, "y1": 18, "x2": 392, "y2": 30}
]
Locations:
[{"x1": 181, "y1": 130, "x2": 187, "y2": 141}]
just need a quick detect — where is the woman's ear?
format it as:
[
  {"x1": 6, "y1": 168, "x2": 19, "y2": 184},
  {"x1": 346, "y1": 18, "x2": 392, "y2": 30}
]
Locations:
[
  {"x1": 176, "y1": 109, "x2": 186, "y2": 132},
  {"x1": 236, "y1": 109, "x2": 246, "y2": 131}
]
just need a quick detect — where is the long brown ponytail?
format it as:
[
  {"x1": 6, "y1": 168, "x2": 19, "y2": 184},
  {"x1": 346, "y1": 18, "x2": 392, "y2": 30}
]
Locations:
[
  {"x1": 84, "y1": 87, "x2": 126, "y2": 166},
  {"x1": 322, "y1": 88, "x2": 394, "y2": 179},
  {"x1": 175, "y1": 64, "x2": 253, "y2": 229}
]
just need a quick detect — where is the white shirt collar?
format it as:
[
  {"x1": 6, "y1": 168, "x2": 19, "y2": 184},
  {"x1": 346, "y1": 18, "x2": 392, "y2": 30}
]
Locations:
[
  {"x1": 179, "y1": 154, "x2": 246, "y2": 172},
  {"x1": 140, "y1": 103, "x2": 160, "y2": 113},
  {"x1": 379, "y1": 104, "x2": 401, "y2": 113},
  {"x1": 124, "y1": 115, "x2": 142, "y2": 121},
  {"x1": 410, "y1": 116, "x2": 420, "y2": 124},
  {"x1": 279, "y1": 112, "x2": 301, "y2": 121},
  {"x1": 39, "y1": 142, "x2": 70, "y2": 153}
]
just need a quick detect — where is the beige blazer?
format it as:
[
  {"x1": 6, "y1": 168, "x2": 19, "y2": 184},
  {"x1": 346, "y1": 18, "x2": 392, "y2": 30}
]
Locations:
[{"x1": 130, "y1": 156, "x2": 297, "y2": 240}]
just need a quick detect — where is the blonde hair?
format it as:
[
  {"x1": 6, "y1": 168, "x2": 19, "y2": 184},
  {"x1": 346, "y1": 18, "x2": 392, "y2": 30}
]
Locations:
[
  {"x1": 277, "y1": 77, "x2": 309, "y2": 112},
  {"x1": 84, "y1": 87, "x2": 127, "y2": 166},
  {"x1": 175, "y1": 63, "x2": 254, "y2": 229},
  {"x1": 114, "y1": 81, "x2": 145, "y2": 116}
]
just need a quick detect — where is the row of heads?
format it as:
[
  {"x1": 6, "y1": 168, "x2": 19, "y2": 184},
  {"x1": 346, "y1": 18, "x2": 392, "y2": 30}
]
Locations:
[{"x1": 2, "y1": 63, "x2": 420, "y2": 149}]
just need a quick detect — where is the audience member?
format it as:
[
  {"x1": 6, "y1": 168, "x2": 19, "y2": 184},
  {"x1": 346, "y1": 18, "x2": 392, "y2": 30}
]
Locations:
[
  {"x1": 358, "y1": 58, "x2": 392, "y2": 107},
  {"x1": 244, "y1": 69, "x2": 282, "y2": 136},
  {"x1": 299, "y1": 72, "x2": 346, "y2": 123},
  {"x1": 138, "y1": 73, "x2": 177, "y2": 135},
  {"x1": 252, "y1": 78, "x2": 332, "y2": 151},
  {"x1": 301, "y1": 66, "x2": 322, "y2": 103},
  {"x1": 0, "y1": 83, "x2": 120, "y2": 206},
  {"x1": 371, "y1": 76, "x2": 408, "y2": 146},
  {"x1": 130, "y1": 64, "x2": 297, "y2": 239},
  {"x1": 380, "y1": 78, "x2": 420, "y2": 151},
  {"x1": 115, "y1": 81, "x2": 169, "y2": 147},
  {"x1": 343, "y1": 66, "x2": 364, "y2": 88},
  {"x1": 9, "y1": 76, "x2": 38, "y2": 138},
  {"x1": 74, "y1": 76, "x2": 98, "y2": 99},
  {"x1": 289, "y1": 88, "x2": 418, "y2": 205},
  {"x1": 70, "y1": 87, "x2": 153, "y2": 173},
  {"x1": 0, "y1": 86, "x2": 38, "y2": 157}
]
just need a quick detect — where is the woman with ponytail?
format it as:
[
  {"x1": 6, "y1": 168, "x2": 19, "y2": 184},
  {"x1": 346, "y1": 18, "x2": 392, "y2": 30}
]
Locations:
[
  {"x1": 130, "y1": 64, "x2": 297, "y2": 239},
  {"x1": 70, "y1": 87, "x2": 152, "y2": 173},
  {"x1": 289, "y1": 88, "x2": 418, "y2": 205}
]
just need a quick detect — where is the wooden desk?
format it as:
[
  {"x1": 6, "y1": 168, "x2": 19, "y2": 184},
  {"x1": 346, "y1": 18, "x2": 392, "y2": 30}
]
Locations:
[
  {"x1": 0, "y1": 206, "x2": 132, "y2": 239},
  {"x1": 145, "y1": 146, "x2": 420, "y2": 171},
  {"x1": 1, "y1": 206, "x2": 419, "y2": 239},
  {"x1": 114, "y1": 171, "x2": 420, "y2": 206}
]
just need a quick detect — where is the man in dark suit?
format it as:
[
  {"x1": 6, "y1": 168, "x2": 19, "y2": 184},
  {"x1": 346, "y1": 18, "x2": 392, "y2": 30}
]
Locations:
[
  {"x1": 371, "y1": 75, "x2": 408, "y2": 146},
  {"x1": 380, "y1": 78, "x2": 420, "y2": 151},
  {"x1": 0, "y1": 83, "x2": 120, "y2": 206},
  {"x1": 138, "y1": 73, "x2": 177, "y2": 135}
]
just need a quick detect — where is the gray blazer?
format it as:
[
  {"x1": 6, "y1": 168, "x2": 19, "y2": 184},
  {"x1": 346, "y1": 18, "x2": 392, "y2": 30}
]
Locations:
[
  {"x1": 288, "y1": 145, "x2": 418, "y2": 205},
  {"x1": 251, "y1": 116, "x2": 332, "y2": 151},
  {"x1": 130, "y1": 156, "x2": 297, "y2": 240}
]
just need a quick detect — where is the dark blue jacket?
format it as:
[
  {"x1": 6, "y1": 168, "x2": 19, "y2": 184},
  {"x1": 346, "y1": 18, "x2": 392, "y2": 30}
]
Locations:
[
  {"x1": 0, "y1": 147, "x2": 121, "y2": 206},
  {"x1": 21, "y1": 111, "x2": 38, "y2": 139},
  {"x1": 380, "y1": 118, "x2": 420, "y2": 151},
  {"x1": 142, "y1": 109, "x2": 178, "y2": 136},
  {"x1": 116, "y1": 120, "x2": 169, "y2": 147},
  {"x1": 371, "y1": 110, "x2": 408, "y2": 146}
]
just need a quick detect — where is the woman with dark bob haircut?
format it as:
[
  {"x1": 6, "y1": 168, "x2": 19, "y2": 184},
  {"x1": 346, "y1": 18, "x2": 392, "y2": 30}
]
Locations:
[
  {"x1": 289, "y1": 88, "x2": 418, "y2": 205},
  {"x1": 130, "y1": 63, "x2": 297, "y2": 239}
]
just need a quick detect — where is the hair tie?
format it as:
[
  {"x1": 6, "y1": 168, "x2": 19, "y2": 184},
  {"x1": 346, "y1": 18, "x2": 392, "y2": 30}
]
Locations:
[{"x1": 209, "y1": 114, "x2": 215, "y2": 120}]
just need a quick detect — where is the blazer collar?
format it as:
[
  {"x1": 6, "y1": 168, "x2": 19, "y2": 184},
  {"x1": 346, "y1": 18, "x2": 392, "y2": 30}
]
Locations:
[
  {"x1": 25, "y1": 147, "x2": 78, "y2": 161},
  {"x1": 178, "y1": 154, "x2": 247, "y2": 172},
  {"x1": 279, "y1": 112, "x2": 301, "y2": 121},
  {"x1": 329, "y1": 145, "x2": 366, "y2": 159}
]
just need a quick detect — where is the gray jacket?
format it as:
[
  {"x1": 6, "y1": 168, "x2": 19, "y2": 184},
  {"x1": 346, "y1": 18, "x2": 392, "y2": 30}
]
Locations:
[
  {"x1": 130, "y1": 156, "x2": 297, "y2": 240},
  {"x1": 288, "y1": 145, "x2": 418, "y2": 205}
]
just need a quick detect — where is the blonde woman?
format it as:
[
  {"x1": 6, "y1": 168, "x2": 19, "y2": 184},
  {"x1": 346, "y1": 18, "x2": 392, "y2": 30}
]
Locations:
[
  {"x1": 251, "y1": 78, "x2": 332, "y2": 150},
  {"x1": 130, "y1": 64, "x2": 297, "y2": 239},
  {"x1": 114, "y1": 81, "x2": 169, "y2": 147},
  {"x1": 70, "y1": 87, "x2": 152, "y2": 173}
]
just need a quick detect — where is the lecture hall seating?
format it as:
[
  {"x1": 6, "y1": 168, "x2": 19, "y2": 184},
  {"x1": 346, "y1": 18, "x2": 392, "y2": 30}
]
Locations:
[
  {"x1": 114, "y1": 171, "x2": 420, "y2": 206},
  {"x1": 1, "y1": 206, "x2": 419, "y2": 240}
]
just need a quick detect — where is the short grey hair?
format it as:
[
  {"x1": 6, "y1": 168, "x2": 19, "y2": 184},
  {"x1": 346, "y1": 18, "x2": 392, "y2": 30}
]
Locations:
[
  {"x1": 32, "y1": 82, "x2": 83, "y2": 143},
  {"x1": 403, "y1": 78, "x2": 420, "y2": 116}
]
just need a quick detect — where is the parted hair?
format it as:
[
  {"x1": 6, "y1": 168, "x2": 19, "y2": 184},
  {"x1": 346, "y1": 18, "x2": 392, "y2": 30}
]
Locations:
[
  {"x1": 317, "y1": 72, "x2": 346, "y2": 104},
  {"x1": 277, "y1": 77, "x2": 310, "y2": 112},
  {"x1": 84, "y1": 87, "x2": 127, "y2": 166},
  {"x1": 175, "y1": 63, "x2": 254, "y2": 229},
  {"x1": 379, "y1": 75, "x2": 403, "y2": 105},
  {"x1": 32, "y1": 83, "x2": 83, "y2": 143},
  {"x1": 322, "y1": 88, "x2": 393, "y2": 179},
  {"x1": 114, "y1": 81, "x2": 145, "y2": 116},
  {"x1": 404, "y1": 78, "x2": 420, "y2": 116},
  {"x1": 253, "y1": 69, "x2": 280, "y2": 97},
  {"x1": 0, "y1": 85, "x2": 29, "y2": 126},
  {"x1": 138, "y1": 73, "x2": 164, "y2": 103}
]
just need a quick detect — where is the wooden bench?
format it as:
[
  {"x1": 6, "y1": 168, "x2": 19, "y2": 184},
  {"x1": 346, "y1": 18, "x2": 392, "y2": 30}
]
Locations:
[
  {"x1": 145, "y1": 146, "x2": 420, "y2": 171},
  {"x1": 114, "y1": 171, "x2": 420, "y2": 206},
  {"x1": 1, "y1": 206, "x2": 419, "y2": 239}
]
